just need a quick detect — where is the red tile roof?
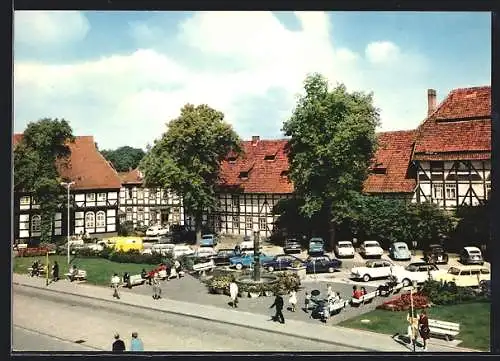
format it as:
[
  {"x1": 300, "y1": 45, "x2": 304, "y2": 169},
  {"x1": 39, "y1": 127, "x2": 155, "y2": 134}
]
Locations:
[
  {"x1": 363, "y1": 130, "x2": 417, "y2": 194},
  {"x1": 13, "y1": 134, "x2": 122, "y2": 190},
  {"x1": 218, "y1": 139, "x2": 294, "y2": 194},
  {"x1": 413, "y1": 86, "x2": 491, "y2": 160},
  {"x1": 119, "y1": 168, "x2": 143, "y2": 185}
]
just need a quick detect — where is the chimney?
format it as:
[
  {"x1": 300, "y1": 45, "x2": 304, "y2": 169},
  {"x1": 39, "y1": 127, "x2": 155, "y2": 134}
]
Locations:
[
  {"x1": 427, "y1": 89, "x2": 437, "y2": 116},
  {"x1": 251, "y1": 135, "x2": 260, "y2": 146}
]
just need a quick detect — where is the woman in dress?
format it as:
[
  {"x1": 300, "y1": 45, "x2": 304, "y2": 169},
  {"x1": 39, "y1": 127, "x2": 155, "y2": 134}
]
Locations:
[
  {"x1": 418, "y1": 309, "x2": 430, "y2": 351},
  {"x1": 288, "y1": 289, "x2": 298, "y2": 312}
]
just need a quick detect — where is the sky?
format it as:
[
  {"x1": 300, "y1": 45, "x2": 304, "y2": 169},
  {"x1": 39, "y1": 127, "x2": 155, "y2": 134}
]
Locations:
[{"x1": 13, "y1": 11, "x2": 491, "y2": 151}]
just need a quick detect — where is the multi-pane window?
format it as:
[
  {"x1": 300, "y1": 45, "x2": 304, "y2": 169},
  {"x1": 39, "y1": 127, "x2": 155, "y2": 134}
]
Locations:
[
  {"x1": 137, "y1": 207, "x2": 144, "y2": 221},
  {"x1": 85, "y1": 212, "x2": 95, "y2": 228},
  {"x1": 232, "y1": 216, "x2": 239, "y2": 229},
  {"x1": 245, "y1": 216, "x2": 252, "y2": 230},
  {"x1": 126, "y1": 208, "x2": 133, "y2": 221},
  {"x1": 20, "y1": 196, "x2": 30, "y2": 205},
  {"x1": 86, "y1": 193, "x2": 96, "y2": 201},
  {"x1": 487, "y1": 184, "x2": 491, "y2": 199},
  {"x1": 433, "y1": 184, "x2": 443, "y2": 199},
  {"x1": 259, "y1": 217, "x2": 266, "y2": 231},
  {"x1": 445, "y1": 184, "x2": 457, "y2": 199},
  {"x1": 137, "y1": 189, "x2": 144, "y2": 199},
  {"x1": 127, "y1": 188, "x2": 133, "y2": 199},
  {"x1": 97, "y1": 193, "x2": 106, "y2": 202},
  {"x1": 31, "y1": 215, "x2": 41, "y2": 232},
  {"x1": 232, "y1": 195, "x2": 239, "y2": 208},
  {"x1": 96, "y1": 211, "x2": 106, "y2": 227},
  {"x1": 149, "y1": 188, "x2": 156, "y2": 201}
]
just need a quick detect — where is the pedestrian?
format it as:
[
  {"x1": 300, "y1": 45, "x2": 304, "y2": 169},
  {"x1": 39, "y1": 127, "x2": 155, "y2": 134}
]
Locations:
[
  {"x1": 418, "y1": 309, "x2": 430, "y2": 351},
  {"x1": 174, "y1": 260, "x2": 182, "y2": 279},
  {"x1": 288, "y1": 289, "x2": 297, "y2": 312},
  {"x1": 327, "y1": 284, "x2": 333, "y2": 300},
  {"x1": 152, "y1": 273, "x2": 162, "y2": 300},
  {"x1": 141, "y1": 268, "x2": 148, "y2": 281},
  {"x1": 229, "y1": 278, "x2": 239, "y2": 308},
  {"x1": 112, "y1": 333, "x2": 126, "y2": 352},
  {"x1": 129, "y1": 332, "x2": 144, "y2": 352},
  {"x1": 270, "y1": 292, "x2": 285, "y2": 324},
  {"x1": 123, "y1": 272, "x2": 130, "y2": 288},
  {"x1": 304, "y1": 291, "x2": 311, "y2": 313},
  {"x1": 111, "y1": 273, "x2": 121, "y2": 299},
  {"x1": 234, "y1": 244, "x2": 241, "y2": 255},
  {"x1": 407, "y1": 310, "x2": 419, "y2": 350},
  {"x1": 52, "y1": 261, "x2": 59, "y2": 282}
]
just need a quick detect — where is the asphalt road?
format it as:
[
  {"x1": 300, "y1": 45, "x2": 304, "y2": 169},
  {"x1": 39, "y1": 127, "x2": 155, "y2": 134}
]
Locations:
[
  {"x1": 12, "y1": 326, "x2": 99, "y2": 352},
  {"x1": 13, "y1": 285, "x2": 360, "y2": 352}
]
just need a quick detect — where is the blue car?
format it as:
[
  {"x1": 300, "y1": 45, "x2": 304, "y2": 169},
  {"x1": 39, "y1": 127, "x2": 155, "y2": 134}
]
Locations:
[
  {"x1": 229, "y1": 252, "x2": 274, "y2": 270},
  {"x1": 262, "y1": 254, "x2": 305, "y2": 272},
  {"x1": 200, "y1": 234, "x2": 218, "y2": 247},
  {"x1": 304, "y1": 255, "x2": 342, "y2": 273}
]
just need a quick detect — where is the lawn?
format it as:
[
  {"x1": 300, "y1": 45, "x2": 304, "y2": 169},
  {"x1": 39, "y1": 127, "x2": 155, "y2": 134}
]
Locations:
[
  {"x1": 13, "y1": 255, "x2": 154, "y2": 286},
  {"x1": 338, "y1": 302, "x2": 490, "y2": 351}
]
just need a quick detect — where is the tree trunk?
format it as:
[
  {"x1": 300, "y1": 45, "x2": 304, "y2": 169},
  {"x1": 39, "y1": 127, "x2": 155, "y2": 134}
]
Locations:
[
  {"x1": 195, "y1": 213, "x2": 202, "y2": 243},
  {"x1": 328, "y1": 222, "x2": 336, "y2": 252}
]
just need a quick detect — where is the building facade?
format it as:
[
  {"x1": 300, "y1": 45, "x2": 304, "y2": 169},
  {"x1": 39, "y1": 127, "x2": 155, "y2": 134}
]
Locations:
[
  {"x1": 13, "y1": 135, "x2": 122, "y2": 243},
  {"x1": 118, "y1": 168, "x2": 185, "y2": 229}
]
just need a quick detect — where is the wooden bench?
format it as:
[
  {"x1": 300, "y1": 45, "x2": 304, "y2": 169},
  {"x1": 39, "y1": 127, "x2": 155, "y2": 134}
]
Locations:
[
  {"x1": 64, "y1": 270, "x2": 87, "y2": 282},
  {"x1": 122, "y1": 274, "x2": 145, "y2": 288},
  {"x1": 351, "y1": 290, "x2": 379, "y2": 306},
  {"x1": 428, "y1": 319, "x2": 460, "y2": 341},
  {"x1": 392, "y1": 283, "x2": 404, "y2": 294},
  {"x1": 330, "y1": 299, "x2": 348, "y2": 313}
]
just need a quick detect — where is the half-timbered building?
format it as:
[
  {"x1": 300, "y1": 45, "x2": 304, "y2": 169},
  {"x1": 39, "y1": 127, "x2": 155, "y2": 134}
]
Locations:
[
  {"x1": 118, "y1": 168, "x2": 185, "y2": 229},
  {"x1": 208, "y1": 136, "x2": 294, "y2": 238},
  {"x1": 13, "y1": 135, "x2": 122, "y2": 243},
  {"x1": 411, "y1": 87, "x2": 491, "y2": 209}
]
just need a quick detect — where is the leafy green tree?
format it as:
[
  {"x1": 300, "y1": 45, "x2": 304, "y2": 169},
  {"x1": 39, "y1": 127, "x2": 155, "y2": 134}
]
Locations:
[
  {"x1": 451, "y1": 204, "x2": 489, "y2": 253},
  {"x1": 100, "y1": 146, "x2": 146, "y2": 172},
  {"x1": 139, "y1": 104, "x2": 242, "y2": 240},
  {"x1": 282, "y1": 74, "x2": 380, "y2": 249},
  {"x1": 14, "y1": 118, "x2": 75, "y2": 244}
]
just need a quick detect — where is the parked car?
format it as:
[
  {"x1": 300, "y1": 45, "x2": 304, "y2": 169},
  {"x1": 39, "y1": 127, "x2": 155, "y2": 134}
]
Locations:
[
  {"x1": 351, "y1": 260, "x2": 402, "y2": 282},
  {"x1": 392, "y1": 262, "x2": 445, "y2": 287},
  {"x1": 334, "y1": 241, "x2": 355, "y2": 258},
  {"x1": 459, "y1": 246, "x2": 484, "y2": 265},
  {"x1": 304, "y1": 255, "x2": 342, "y2": 274},
  {"x1": 146, "y1": 225, "x2": 169, "y2": 237},
  {"x1": 239, "y1": 238, "x2": 255, "y2": 250},
  {"x1": 171, "y1": 224, "x2": 195, "y2": 243},
  {"x1": 195, "y1": 246, "x2": 216, "y2": 258},
  {"x1": 388, "y1": 242, "x2": 411, "y2": 261},
  {"x1": 283, "y1": 238, "x2": 302, "y2": 254},
  {"x1": 150, "y1": 243, "x2": 175, "y2": 255},
  {"x1": 359, "y1": 240, "x2": 384, "y2": 259},
  {"x1": 172, "y1": 245, "x2": 195, "y2": 259},
  {"x1": 435, "y1": 265, "x2": 490, "y2": 288},
  {"x1": 211, "y1": 249, "x2": 238, "y2": 266},
  {"x1": 262, "y1": 254, "x2": 304, "y2": 272},
  {"x1": 158, "y1": 234, "x2": 173, "y2": 243},
  {"x1": 308, "y1": 237, "x2": 325, "y2": 255},
  {"x1": 200, "y1": 234, "x2": 218, "y2": 247},
  {"x1": 85, "y1": 240, "x2": 109, "y2": 252},
  {"x1": 423, "y1": 244, "x2": 449, "y2": 264},
  {"x1": 229, "y1": 252, "x2": 274, "y2": 270}
]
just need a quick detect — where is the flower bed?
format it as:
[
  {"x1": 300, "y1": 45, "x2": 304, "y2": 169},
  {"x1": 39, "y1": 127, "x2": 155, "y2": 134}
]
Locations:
[{"x1": 376, "y1": 292, "x2": 431, "y2": 311}]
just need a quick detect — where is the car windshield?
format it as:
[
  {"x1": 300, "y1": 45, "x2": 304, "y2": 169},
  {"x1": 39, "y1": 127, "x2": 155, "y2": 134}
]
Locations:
[
  {"x1": 365, "y1": 243, "x2": 379, "y2": 247},
  {"x1": 405, "y1": 264, "x2": 419, "y2": 272},
  {"x1": 338, "y1": 244, "x2": 352, "y2": 248},
  {"x1": 447, "y1": 267, "x2": 460, "y2": 275},
  {"x1": 397, "y1": 246, "x2": 407, "y2": 250},
  {"x1": 469, "y1": 250, "x2": 481, "y2": 255},
  {"x1": 202, "y1": 235, "x2": 213, "y2": 239}
]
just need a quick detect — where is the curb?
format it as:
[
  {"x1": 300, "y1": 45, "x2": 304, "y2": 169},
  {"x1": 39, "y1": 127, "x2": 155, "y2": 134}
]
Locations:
[{"x1": 14, "y1": 282, "x2": 381, "y2": 352}]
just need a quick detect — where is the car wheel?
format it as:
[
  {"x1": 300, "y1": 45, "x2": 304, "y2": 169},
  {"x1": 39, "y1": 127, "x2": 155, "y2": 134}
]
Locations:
[
  {"x1": 328, "y1": 267, "x2": 335, "y2": 273},
  {"x1": 363, "y1": 274, "x2": 371, "y2": 282},
  {"x1": 268, "y1": 266, "x2": 274, "y2": 272},
  {"x1": 235, "y1": 263, "x2": 243, "y2": 270},
  {"x1": 402, "y1": 278, "x2": 411, "y2": 287}
]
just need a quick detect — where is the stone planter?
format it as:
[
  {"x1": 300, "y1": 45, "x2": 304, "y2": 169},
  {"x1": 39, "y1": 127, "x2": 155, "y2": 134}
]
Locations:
[{"x1": 287, "y1": 266, "x2": 307, "y2": 280}]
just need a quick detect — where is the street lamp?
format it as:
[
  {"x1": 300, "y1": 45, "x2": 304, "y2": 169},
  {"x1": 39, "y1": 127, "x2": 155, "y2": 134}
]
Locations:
[{"x1": 60, "y1": 181, "x2": 75, "y2": 265}]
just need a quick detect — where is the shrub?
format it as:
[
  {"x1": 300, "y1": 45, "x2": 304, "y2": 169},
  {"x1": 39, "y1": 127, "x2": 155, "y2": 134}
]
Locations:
[
  {"x1": 420, "y1": 280, "x2": 486, "y2": 305},
  {"x1": 118, "y1": 221, "x2": 134, "y2": 236},
  {"x1": 273, "y1": 271, "x2": 301, "y2": 293},
  {"x1": 74, "y1": 248, "x2": 101, "y2": 258},
  {"x1": 108, "y1": 250, "x2": 164, "y2": 265},
  {"x1": 206, "y1": 274, "x2": 233, "y2": 293}
]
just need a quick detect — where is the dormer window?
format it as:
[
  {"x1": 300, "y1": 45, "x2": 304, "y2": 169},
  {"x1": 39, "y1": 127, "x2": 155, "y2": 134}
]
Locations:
[
  {"x1": 280, "y1": 170, "x2": 289, "y2": 179},
  {"x1": 372, "y1": 168, "x2": 387, "y2": 175},
  {"x1": 264, "y1": 154, "x2": 276, "y2": 161},
  {"x1": 239, "y1": 171, "x2": 249, "y2": 180},
  {"x1": 228, "y1": 156, "x2": 237, "y2": 164}
]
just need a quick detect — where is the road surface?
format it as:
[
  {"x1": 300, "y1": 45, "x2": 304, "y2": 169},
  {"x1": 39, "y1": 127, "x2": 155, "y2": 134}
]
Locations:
[{"x1": 13, "y1": 284, "x2": 360, "y2": 352}]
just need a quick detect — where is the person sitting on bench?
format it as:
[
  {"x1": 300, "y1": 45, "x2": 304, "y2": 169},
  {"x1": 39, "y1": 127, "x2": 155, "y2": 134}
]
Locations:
[
  {"x1": 123, "y1": 272, "x2": 130, "y2": 288},
  {"x1": 352, "y1": 286, "x2": 363, "y2": 299},
  {"x1": 360, "y1": 287, "x2": 367, "y2": 296},
  {"x1": 68, "y1": 265, "x2": 78, "y2": 281},
  {"x1": 31, "y1": 260, "x2": 40, "y2": 277}
]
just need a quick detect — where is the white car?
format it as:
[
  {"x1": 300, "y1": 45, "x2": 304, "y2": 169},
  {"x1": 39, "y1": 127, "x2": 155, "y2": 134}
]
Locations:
[
  {"x1": 150, "y1": 243, "x2": 175, "y2": 255},
  {"x1": 335, "y1": 241, "x2": 355, "y2": 258},
  {"x1": 195, "y1": 247, "x2": 216, "y2": 258},
  {"x1": 359, "y1": 240, "x2": 384, "y2": 259},
  {"x1": 146, "y1": 225, "x2": 169, "y2": 237},
  {"x1": 351, "y1": 260, "x2": 402, "y2": 282},
  {"x1": 392, "y1": 262, "x2": 446, "y2": 287},
  {"x1": 85, "y1": 240, "x2": 108, "y2": 252},
  {"x1": 172, "y1": 245, "x2": 195, "y2": 259}
]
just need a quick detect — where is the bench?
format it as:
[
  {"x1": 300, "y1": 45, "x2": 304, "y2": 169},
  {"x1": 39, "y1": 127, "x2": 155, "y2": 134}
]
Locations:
[
  {"x1": 27, "y1": 267, "x2": 47, "y2": 276},
  {"x1": 64, "y1": 270, "x2": 87, "y2": 282},
  {"x1": 330, "y1": 299, "x2": 348, "y2": 313},
  {"x1": 392, "y1": 282, "x2": 404, "y2": 294},
  {"x1": 351, "y1": 290, "x2": 379, "y2": 306},
  {"x1": 122, "y1": 274, "x2": 145, "y2": 288},
  {"x1": 428, "y1": 319, "x2": 460, "y2": 341}
]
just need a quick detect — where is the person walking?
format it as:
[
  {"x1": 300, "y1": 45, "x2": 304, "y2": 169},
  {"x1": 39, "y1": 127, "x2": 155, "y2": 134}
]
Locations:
[
  {"x1": 111, "y1": 273, "x2": 121, "y2": 299},
  {"x1": 229, "y1": 279, "x2": 239, "y2": 308},
  {"x1": 288, "y1": 289, "x2": 297, "y2": 312},
  {"x1": 174, "y1": 260, "x2": 182, "y2": 279},
  {"x1": 304, "y1": 291, "x2": 311, "y2": 313},
  {"x1": 112, "y1": 333, "x2": 126, "y2": 352},
  {"x1": 52, "y1": 261, "x2": 59, "y2": 282},
  {"x1": 270, "y1": 293, "x2": 285, "y2": 324},
  {"x1": 327, "y1": 284, "x2": 333, "y2": 300},
  {"x1": 152, "y1": 273, "x2": 162, "y2": 300},
  {"x1": 129, "y1": 332, "x2": 144, "y2": 352},
  {"x1": 418, "y1": 309, "x2": 430, "y2": 351}
]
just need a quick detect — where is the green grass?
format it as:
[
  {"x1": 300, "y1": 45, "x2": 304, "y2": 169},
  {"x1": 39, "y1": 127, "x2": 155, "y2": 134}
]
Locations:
[
  {"x1": 13, "y1": 255, "x2": 153, "y2": 286},
  {"x1": 338, "y1": 302, "x2": 490, "y2": 351}
]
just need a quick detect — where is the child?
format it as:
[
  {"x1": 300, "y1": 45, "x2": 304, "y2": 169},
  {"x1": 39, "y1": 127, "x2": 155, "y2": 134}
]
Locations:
[
  {"x1": 289, "y1": 289, "x2": 297, "y2": 312},
  {"x1": 304, "y1": 291, "x2": 311, "y2": 313}
]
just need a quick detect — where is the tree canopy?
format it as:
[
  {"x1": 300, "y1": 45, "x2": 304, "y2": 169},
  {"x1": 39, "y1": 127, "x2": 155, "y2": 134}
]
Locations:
[
  {"x1": 139, "y1": 104, "x2": 242, "y2": 238},
  {"x1": 14, "y1": 118, "x2": 75, "y2": 243},
  {"x1": 101, "y1": 146, "x2": 146, "y2": 172},
  {"x1": 281, "y1": 73, "x2": 380, "y2": 247}
]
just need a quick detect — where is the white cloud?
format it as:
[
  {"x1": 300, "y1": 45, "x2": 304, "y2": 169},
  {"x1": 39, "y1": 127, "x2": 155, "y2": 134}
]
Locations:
[
  {"x1": 14, "y1": 11, "x2": 90, "y2": 45},
  {"x1": 365, "y1": 41, "x2": 401, "y2": 64},
  {"x1": 14, "y1": 11, "x2": 432, "y2": 149}
]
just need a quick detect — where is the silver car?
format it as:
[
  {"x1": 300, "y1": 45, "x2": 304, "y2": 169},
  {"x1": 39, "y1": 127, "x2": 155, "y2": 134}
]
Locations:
[{"x1": 388, "y1": 242, "x2": 411, "y2": 261}]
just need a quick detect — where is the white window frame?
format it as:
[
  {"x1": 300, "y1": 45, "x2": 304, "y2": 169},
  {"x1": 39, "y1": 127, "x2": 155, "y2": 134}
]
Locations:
[
  {"x1": 20, "y1": 196, "x2": 30, "y2": 205},
  {"x1": 97, "y1": 193, "x2": 106, "y2": 202},
  {"x1": 137, "y1": 188, "x2": 144, "y2": 199},
  {"x1": 232, "y1": 216, "x2": 239, "y2": 229},
  {"x1": 85, "y1": 212, "x2": 95, "y2": 228},
  {"x1": 137, "y1": 208, "x2": 144, "y2": 221},
  {"x1": 445, "y1": 184, "x2": 457, "y2": 199},
  {"x1": 86, "y1": 193, "x2": 96, "y2": 202},
  {"x1": 31, "y1": 215, "x2": 41, "y2": 232},
  {"x1": 433, "y1": 184, "x2": 443, "y2": 199},
  {"x1": 259, "y1": 217, "x2": 266, "y2": 231},
  {"x1": 149, "y1": 188, "x2": 156, "y2": 201},
  {"x1": 96, "y1": 211, "x2": 106, "y2": 228},
  {"x1": 245, "y1": 216, "x2": 252, "y2": 230},
  {"x1": 126, "y1": 208, "x2": 133, "y2": 221},
  {"x1": 487, "y1": 183, "x2": 491, "y2": 199},
  {"x1": 232, "y1": 195, "x2": 239, "y2": 208}
]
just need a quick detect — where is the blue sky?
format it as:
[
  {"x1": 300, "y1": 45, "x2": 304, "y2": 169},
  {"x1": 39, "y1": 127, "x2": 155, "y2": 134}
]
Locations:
[{"x1": 14, "y1": 11, "x2": 490, "y2": 150}]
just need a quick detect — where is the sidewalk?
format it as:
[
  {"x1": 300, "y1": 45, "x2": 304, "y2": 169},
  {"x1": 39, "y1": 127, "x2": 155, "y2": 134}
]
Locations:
[{"x1": 12, "y1": 274, "x2": 477, "y2": 353}]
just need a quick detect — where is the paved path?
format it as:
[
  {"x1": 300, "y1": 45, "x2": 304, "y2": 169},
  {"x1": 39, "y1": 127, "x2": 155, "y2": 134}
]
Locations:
[
  {"x1": 12, "y1": 274, "x2": 476, "y2": 352},
  {"x1": 13, "y1": 326, "x2": 99, "y2": 352}
]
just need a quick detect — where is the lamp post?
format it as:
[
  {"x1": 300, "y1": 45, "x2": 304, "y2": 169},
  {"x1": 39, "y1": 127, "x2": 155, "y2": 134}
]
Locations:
[
  {"x1": 253, "y1": 231, "x2": 260, "y2": 282},
  {"x1": 60, "y1": 181, "x2": 75, "y2": 265},
  {"x1": 410, "y1": 280, "x2": 418, "y2": 352}
]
